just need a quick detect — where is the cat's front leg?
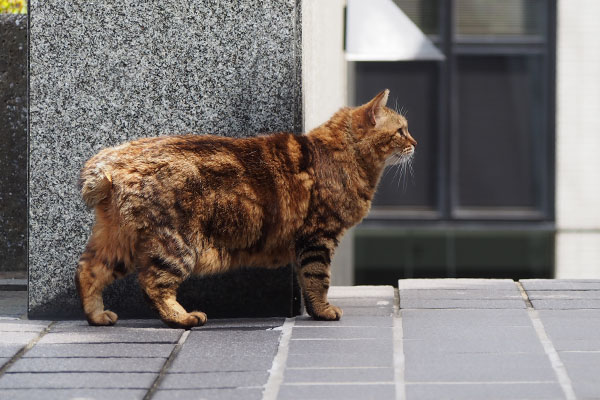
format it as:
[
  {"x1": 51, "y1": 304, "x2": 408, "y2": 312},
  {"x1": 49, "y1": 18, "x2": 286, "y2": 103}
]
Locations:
[{"x1": 296, "y1": 240, "x2": 342, "y2": 321}]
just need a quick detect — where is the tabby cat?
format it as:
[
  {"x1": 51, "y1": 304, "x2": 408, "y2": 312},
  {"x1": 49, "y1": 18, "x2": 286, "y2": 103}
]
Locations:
[{"x1": 76, "y1": 89, "x2": 416, "y2": 328}]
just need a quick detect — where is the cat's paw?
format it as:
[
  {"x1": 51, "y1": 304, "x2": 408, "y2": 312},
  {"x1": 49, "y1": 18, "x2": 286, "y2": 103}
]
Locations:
[
  {"x1": 311, "y1": 304, "x2": 343, "y2": 321},
  {"x1": 188, "y1": 311, "x2": 208, "y2": 326},
  {"x1": 166, "y1": 311, "x2": 208, "y2": 329},
  {"x1": 87, "y1": 310, "x2": 118, "y2": 326}
]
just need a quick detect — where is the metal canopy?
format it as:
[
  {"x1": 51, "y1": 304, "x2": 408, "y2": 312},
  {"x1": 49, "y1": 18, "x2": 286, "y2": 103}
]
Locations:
[{"x1": 346, "y1": 0, "x2": 445, "y2": 61}]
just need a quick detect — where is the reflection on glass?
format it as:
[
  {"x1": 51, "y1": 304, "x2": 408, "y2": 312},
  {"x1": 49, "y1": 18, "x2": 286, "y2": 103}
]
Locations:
[
  {"x1": 394, "y1": 0, "x2": 439, "y2": 36},
  {"x1": 456, "y1": 0, "x2": 544, "y2": 37}
]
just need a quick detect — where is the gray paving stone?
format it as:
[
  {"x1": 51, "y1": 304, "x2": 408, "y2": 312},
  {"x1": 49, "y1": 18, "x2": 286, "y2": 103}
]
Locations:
[
  {"x1": 540, "y1": 321, "x2": 600, "y2": 341},
  {"x1": 521, "y1": 279, "x2": 600, "y2": 291},
  {"x1": 559, "y1": 352, "x2": 600, "y2": 383},
  {"x1": 38, "y1": 329, "x2": 182, "y2": 344},
  {"x1": 291, "y1": 326, "x2": 392, "y2": 340},
  {"x1": 527, "y1": 290, "x2": 600, "y2": 299},
  {"x1": 403, "y1": 328, "x2": 545, "y2": 354},
  {"x1": 335, "y1": 305, "x2": 395, "y2": 317},
  {"x1": 8, "y1": 357, "x2": 166, "y2": 373},
  {"x1": 537, "y1": 309, "x2": 600, "y2": 320},
  {"x1": 198, "y1": 317, "x2": 285, "y2": 330},
  {"x1": 160, "y1": 371, "x2": 268, "y2": 389},
  {"x1": 400, "y1": 289, "x2": 522, "y2": 300},
  {"x1": 286, "y1": 352, "x2": 393, "y2": 368},
  {"x1": 0, "y1": 331, "x2": 40, "y2": 345},
  {"x1": 398, "y1": 279, "x2": 517, "y2": 290},
  {"x1": 571, "y1": 381, "x2": 600, "y2": 400},
  {"x1": 0, "y1": 320, "x2": 51, "y2": 332},
  {"x1": 289, "y1": 338, "x2": 390, "y2": 356},
  {"x1": 402, "y1": 324, "x2": 536, "y2": 340},
  {"x1": 294, "y1": 315, "x2": 393, "y2": 327},
  {"x1": 329, "y1": 286, "x2": 395, "y2": 299},
  {"x1": 404, "y1": 353, "x2": 556, "y2": 382},
  {"x1": 0, "y1": 344, "x2": 23, "y2": 357},
  {"x1": 401, "y1": 309, "x2": 532, "y2": 328},
  {"x1": 169, "y1": 329, "x2": 280, "y2": 372},
  {"x1": 400, "y1": 298, "x2": 526, "y2": 309},
  {"x1": 153, "y1": 388, "x2": 263, "y2": 400},
  {"x1": 531, "y1": 299, "x2": 600, "y2": 309},
  {"x1": 0, "y1": 388, "x2": 146, "y2": 400},
  {"x1": 24, "y1": 343, "x2": 174, "y2": 358},
  {"x1": 551, "y1": 339, "x2": 600, "y2": 351},
  {"x1": 53, "y1": 319, "x2": 167, "y2": 330},
  {"x1": 405, "y1": 383, "x2": 565, "y2": 400},
  {"x1": 278, "y1": 383, "x2": 395, "y2": 400},
  {"x1": 284, "y1": 367, "x2": 394, "y2": 383},
  {"x1": 0, "y1": 372, "x2": 156, "y2": 389},
  {"x1": 332, "y1": 297, "x2": 395, "y2": 309}
]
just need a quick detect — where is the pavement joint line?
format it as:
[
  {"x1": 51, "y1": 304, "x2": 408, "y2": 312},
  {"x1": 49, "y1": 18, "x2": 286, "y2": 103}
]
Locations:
[
  {"x1": 0, "y1": 321, "x2": 55, "y2": 377},
  {"x1": 404, "y1": 380, "x2": 558, "y2": 385},
  {"x1": 393, "y1": 288, "x2": 406, "y2": 400},
  {"x1": 262, "y1": 317, "x2": 294, "y2": 400},
  {"x1": 290, "y1": 338, "x2": 378, "y2": 341},
  {"x1": 143, "y1": 329, "x2": 190, "y2": 400},
  {"x1": 286, "y1": 366, "x2": 392, "y2": 370},
  {"x1": 282, "y1": 382, "x2": 395, "y2": 386},
  {"x1": 516, "y1": 281, "x2": 577, "y2": 400}
]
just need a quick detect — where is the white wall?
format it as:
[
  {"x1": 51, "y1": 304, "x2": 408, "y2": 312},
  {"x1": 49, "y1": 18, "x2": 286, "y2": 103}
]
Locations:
[
  {"x1": 302, "y1": 0, "x2": 353, "y2": 284},
  {"x1": 555, "y1": 0, "x2": 600, "y2": 277}
]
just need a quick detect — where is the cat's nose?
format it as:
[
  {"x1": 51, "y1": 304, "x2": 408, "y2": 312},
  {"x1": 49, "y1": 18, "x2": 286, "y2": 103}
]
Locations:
[{"x1": 406, "y1": 131, "x2": 417, "y2": 146}]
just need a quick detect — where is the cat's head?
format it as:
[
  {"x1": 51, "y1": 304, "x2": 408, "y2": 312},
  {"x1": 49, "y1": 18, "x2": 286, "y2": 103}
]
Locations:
[{"x1": 351, "y1": 89, "x2": 417, "y2": 166}]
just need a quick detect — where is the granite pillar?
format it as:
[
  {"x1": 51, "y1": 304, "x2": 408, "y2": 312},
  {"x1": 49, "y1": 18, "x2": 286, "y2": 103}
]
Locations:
[
  {"x1": 0, "y1": 15, "x2": 28, "y2": 274},
  {"x1": 29, "y1": 1, "x2": 303, "y2": 318}
]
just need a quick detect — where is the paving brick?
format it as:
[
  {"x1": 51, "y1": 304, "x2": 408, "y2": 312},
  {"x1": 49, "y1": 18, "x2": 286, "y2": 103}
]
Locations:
[
  {"x1": 284, "y1": 367, "x2": 394, "y2": 383},
  {"x1": 398, "y1": 279, "x2": 516, "y2": 290},
  {"x1": 332, "y1": 297, "x2": 395, "y2": 309},
  {"x1": 520, "y1": 279, "x2": 600, "y2": 291},
  {"x1": 198, "y1": 317, "x2": 285, "y2": 330},
  {"x1": 405, "y1": 383, "x2": 564, "y2": 400},
  {"x1": 404, "y1": 353, "x2": 556, "y2": 382},
  {"x1": 291, "y1": 326, "x2": 392, "y2": 340},
  {"x1": 0, "y1": 372, "x2": 157, "y2": 389},
  {"x1": 169, "y1": 330, "x2": 280, "y2": 372},
  {"x1": 24, "y1": 343, "x2": 174, "y2": 358},
  {"x1": 571, "y1": 381, "x2": 600, "y2": 400},
  {"x1": 403, "y1": 328, "x2": 545, "y2": 355},
  {"x1": 400, "y1": 298, "x2": 526, "y2": 309},
  {"x1": 559, "y1": 352, "x2": 600, "y2": 382},
  {"x1": 402, "y1": 324, "x2": 536, "y2": 340},
  {"x1": 551, "y1": 339, "x2": 600, "y2": 352},
  {"x1": 0, "y1": 389, "x2": 146, "y2": 400},
  {"x1": 401, "y1": 309, "x2": 532, "y2": 328},
  {"x1": 288, "y1": 338, "x2": 390, "y2": 356},
  {"x1": 0, "y1": 331, "x2": 40, "y2": 345},
  {"x1": 37, "y1": 329, "x2": 182, "y2": 344},
  {"x1": 527, "y1": 290, "x2": 600, "y2": 299},
  {"x1": 53, "y1": 320, "x2": 167, "y2": 331},
  {"x1": 531, "y1": 299, "x2": 600, "y2": 309},
  {"x1": 8, "y1": 357, "x2": 166, "y2": 373},
  {"x1": 0, "y1": 344, "x2": 24, "y2": 358},
  {"x1": 329, "y1": 286, "x2": 395, "y2": 299},
  {"x1": 278, "y1": 383, "x2": 395, "y2": 400},
  {"x1": 400, "y1": 289, "x2": 522, "y2": 300},
  {"x1": 153, "y1": 388, "x2": 263, "y2": 400},
  {"x1": 286, "y1": 352, "x2": 393, "y2": 368},
  {"x1": 0, "y1": 320, "x2": 51, "y2": 332},
  {"x1": 334, "y1": 305, "x2": 394, "y2": 317},
  {"x1": 160, "y1": 371, "x2": 268, "y2": 389},
  {"x1": 294, "y1": 315, "x2": 393, "y2": 327}
]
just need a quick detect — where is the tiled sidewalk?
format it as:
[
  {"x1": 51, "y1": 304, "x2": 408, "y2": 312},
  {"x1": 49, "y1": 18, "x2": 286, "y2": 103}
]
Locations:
[{"x1": 0, "y1": 279, "x2": 599, "y2": 399}]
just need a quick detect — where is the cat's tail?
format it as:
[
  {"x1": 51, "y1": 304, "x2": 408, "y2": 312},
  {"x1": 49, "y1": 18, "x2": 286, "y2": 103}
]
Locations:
[{"x1": 80, "y1": 163, "x2": 113, "y2": 208}]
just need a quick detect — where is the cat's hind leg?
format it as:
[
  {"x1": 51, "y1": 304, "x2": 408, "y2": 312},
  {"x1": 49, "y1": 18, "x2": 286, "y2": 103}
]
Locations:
[
  {"x1": 75, "y1": 246, "x2": 124, "y2": 326},
  {"x1": 137, "y1": 233, "x2": 205, "y2": 329}
]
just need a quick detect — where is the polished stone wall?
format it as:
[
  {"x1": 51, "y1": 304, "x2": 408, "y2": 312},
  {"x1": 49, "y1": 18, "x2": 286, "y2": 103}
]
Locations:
[
  {"x1": 28, "y1": 1, "x2": 302, "y2": 318},
  {"x1": 0, "y1": 15, "x2": 27, "y2": 274}
]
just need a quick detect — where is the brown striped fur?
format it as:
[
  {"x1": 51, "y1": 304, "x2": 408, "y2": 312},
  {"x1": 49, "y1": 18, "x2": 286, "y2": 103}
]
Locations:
[{"x1": 76, "y1": 89, "x2": 416, "y2": 328}]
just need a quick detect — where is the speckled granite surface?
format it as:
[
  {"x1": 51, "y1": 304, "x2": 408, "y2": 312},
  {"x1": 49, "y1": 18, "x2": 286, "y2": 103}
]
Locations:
[
  {"x1": 0, "y1": 15, "x2": 28, "y2": 273},
  {"x1": 29, "y1": 0, "x2": 303, "y2": 318}
]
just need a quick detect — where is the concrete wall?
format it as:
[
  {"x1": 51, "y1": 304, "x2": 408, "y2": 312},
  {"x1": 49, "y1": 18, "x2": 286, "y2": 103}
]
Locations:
[
  {"x1": 28, "y1": 1, "x2": 303, "y2": 318},
  {"x1": 555, "y1": 0, "x2": 600, "y2": 277},
  {"x1": 0, "y1": 15, "x2": 27, "y2": 274},
  {"x1": 301, "y1": 0, "x2": 353, "y2": 285}
]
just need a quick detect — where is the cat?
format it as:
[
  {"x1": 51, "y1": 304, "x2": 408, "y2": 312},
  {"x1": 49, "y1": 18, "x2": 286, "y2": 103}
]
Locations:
[{"x1": 75, "y1": 89, "x2": 417, "y2": 328}]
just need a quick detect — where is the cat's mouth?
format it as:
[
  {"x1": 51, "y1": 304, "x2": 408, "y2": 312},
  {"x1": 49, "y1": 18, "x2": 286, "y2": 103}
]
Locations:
[{"x1": 385, "y1": 146, "x2": 414, "y2": 167}]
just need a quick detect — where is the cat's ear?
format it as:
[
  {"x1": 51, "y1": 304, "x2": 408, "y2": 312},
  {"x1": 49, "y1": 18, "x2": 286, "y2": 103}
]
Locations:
[{"x1": 366, "y1": 89, "x2": 389, "y2": 126}]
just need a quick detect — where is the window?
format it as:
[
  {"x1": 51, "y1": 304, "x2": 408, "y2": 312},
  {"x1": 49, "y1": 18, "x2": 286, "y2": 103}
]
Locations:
[{"x1": 351, "y1": 0, "x2": 556, "y2": 280}]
